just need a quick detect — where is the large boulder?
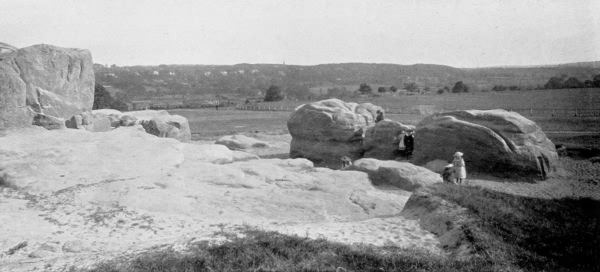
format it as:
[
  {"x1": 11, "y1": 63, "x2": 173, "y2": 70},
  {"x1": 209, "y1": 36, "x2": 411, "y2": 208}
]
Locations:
[
  {"x1": 215, "y1": 135, "x2": 270, "y2": 150},
  {"x1": 0, "y1": 44, "x2": 94, "y2": 130},
  {"x1": 350, "y1": 158, "x2": 442, "y2": 191},
  {"x1": 411, "y1": 110, "x2": 558, "y2": 179},
  {"x1": 93, "y1": 109, "x2": 190, "y2": 142},
  {"x1": 363, "y1": 120, "x2": 415, "y2": 160},
  {"x1": 287, "y1": 99, "x2": 382, "y2": 168}
]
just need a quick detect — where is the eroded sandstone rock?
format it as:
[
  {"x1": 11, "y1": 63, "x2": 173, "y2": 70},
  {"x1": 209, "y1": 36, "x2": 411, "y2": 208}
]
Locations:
[
  {"x1": 0, "y1": 44, "x2": 94, "y2": 130},
  {"x1": 412, "y1": 110, "x2": 558, "y2": 179},
  {"x1": 287, "y1": 99, "x2": 383, "y2": 168},
  {"x1": 215, "y1": 135, "x2": 270, "y2": 150},
  {"x1": 350, "y1": 158, "x2": 442, "y2": 191}
]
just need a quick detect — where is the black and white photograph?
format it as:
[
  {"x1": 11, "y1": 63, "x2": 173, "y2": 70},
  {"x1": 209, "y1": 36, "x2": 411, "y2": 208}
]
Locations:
[{"x1": 1, "y1": 0, "x2": 599, "y2": 271}]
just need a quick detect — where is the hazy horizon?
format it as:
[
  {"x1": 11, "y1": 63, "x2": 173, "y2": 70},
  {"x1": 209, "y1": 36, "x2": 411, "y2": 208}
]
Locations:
[{"x1": 3, "y1": 0, "x2": 599, "y2": 68}]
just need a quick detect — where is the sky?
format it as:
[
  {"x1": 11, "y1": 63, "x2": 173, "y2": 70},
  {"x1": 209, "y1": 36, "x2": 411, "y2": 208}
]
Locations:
[{"x1": 2, "y1": 0, "x2": 599, "y2": 68}]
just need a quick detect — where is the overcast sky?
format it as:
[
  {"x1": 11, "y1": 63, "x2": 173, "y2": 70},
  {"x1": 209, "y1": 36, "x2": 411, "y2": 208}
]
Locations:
[{"x1": 2, "y1": 0, "x2": 599, "y2": 67}]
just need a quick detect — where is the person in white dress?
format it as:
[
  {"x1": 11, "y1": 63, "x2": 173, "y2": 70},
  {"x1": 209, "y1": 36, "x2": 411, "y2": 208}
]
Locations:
[{"x1": 452, "y1": 152, "x2": 467, "y2": 184}]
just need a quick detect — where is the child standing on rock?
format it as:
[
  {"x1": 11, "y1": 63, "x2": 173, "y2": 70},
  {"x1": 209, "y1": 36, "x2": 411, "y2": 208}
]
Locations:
[{"x1": 453, "y1": 152, "x2": 467, "y2": 184}]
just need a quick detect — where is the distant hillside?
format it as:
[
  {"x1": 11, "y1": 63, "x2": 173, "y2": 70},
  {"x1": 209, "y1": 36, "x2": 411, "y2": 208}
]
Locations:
[{"x1": 94, "y1": 62, "x2": 600, "y2": 101}]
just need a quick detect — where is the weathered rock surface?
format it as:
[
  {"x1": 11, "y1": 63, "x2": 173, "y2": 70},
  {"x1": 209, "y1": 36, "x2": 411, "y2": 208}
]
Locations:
[
  {"x1": 0, "y1": 127, "x2": 428, "y2": 270},
  {"x1": 65, "y1": 112, "x2": 111, "y2": 132},
  {"x1": 288, "y1": 99, "x2": 382, "y2": 168},
  {"x1": 363, "y1": 120, "x2": 415, "y2": 160},
  {"x1": 215, "y1": 135, "x2": 270, "y2": 150},
  {"x1": 350, "y1": 158, "x2": 442, "y2": 191},
  {"x1": 411, "y1": 110, "x2": 558, "y2": 179},
  {"x1": 424, "y1": 159, "x2": 451, "y2": 173},
  {"x1": 32, "y1": 114, "x2": 66, "y2": 130},
  {"x1": 0, "y1": 44, "x2": 94, "y2": 130},
  {"x1": 92, "y1": 109, "x2": 190, "y2": 142}
]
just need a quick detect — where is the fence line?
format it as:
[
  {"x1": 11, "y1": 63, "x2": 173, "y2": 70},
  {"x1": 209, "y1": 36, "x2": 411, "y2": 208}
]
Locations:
[{"x1": 236, "y1": 104, "x2": 600, "y2": 117}]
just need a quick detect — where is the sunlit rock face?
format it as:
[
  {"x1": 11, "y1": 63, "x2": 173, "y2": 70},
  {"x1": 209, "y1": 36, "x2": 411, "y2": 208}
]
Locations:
[
  {"x1": 287, "y1": 99, "x2": 382, "y2": 168},
  {"x1": 0, "y1": 44, "x2": 94, "y2": 130},
  {"x1": 412, "y1": 110, "x2": 558, "y2": 180}
]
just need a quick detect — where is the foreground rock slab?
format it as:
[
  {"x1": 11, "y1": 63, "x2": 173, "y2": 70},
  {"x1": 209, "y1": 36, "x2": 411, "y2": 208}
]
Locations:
[
  {"x1": 412, "y1": 110, "x2": 558, "y2": 180},
  {"x1": 0, "y1": 127, "x2": 438, "y2": 271}
]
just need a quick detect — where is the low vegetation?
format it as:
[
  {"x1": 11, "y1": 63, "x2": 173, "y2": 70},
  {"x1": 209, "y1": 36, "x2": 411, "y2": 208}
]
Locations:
[
  {"x1": 430, "y1": 182, "x2": 600, "y2": 271},
  {"x1": 83, "y1": 229, "x2": 493, "y2": 272}
]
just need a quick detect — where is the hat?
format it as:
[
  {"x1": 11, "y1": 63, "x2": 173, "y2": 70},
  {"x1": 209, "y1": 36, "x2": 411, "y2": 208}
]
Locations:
[
  {"x1": 454, "y1": 152, "x2": 463, "y2": 157},
  {"x1": 445, "y1": 164, "x2": 454, "y2": 168}
]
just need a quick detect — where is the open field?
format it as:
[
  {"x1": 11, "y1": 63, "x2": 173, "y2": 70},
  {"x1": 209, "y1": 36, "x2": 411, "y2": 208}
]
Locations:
[{"x1": 251, "y1": 88, "x2": 600, "y2": 113}]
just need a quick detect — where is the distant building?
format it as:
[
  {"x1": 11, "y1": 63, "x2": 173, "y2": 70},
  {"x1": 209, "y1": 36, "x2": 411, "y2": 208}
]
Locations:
[
  {"x1": 204, "y1": 71, "x2": 211, "y2": 76},
  {"x1": 238, "y1": 70, "x2": 245, "y2": 74},
  {"x1": 220, "y1": 71, "x2": 228, "y2": 76},
  {"x1": 251, "y1": 69, "x2": 259, "y2": 74},
  {"x1": 169, "y1": 71, "x2": 176, "y2": 76},
  {"x1": 278, "y1": 71, "x2": 286, "y2": 76},
  {"x1": 153, "y1": 71, "x2": 159, "y2": 75}
]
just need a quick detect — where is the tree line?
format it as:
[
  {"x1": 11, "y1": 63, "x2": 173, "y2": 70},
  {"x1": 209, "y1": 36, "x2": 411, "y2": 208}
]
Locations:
[{"x1": 543, "y1": 74, "x2": 600, "y2": 89}]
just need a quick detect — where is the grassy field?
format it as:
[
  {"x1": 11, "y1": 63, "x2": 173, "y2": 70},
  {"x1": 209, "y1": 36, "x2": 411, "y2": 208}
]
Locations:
[{"x1": 253, "y1": 88, "x2": 600, "y2": 113}]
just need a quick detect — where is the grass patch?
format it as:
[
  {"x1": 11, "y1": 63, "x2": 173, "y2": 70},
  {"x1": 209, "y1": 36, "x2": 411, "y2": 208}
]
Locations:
[
  {"x1": 83, "y1": 228, "x2": 498, "y2": 272},
  {"x1": 429, "y1": 183, "x2": 600, "y2": 271}
]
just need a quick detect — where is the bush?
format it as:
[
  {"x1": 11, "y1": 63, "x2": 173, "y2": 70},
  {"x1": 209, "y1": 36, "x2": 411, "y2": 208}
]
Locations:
[
  {"x1": 264, "y1": 85, "x2": 285, "y2": 102},
  {"x1": 93, "y1": 84, "x2": 128, "y2": 111}
]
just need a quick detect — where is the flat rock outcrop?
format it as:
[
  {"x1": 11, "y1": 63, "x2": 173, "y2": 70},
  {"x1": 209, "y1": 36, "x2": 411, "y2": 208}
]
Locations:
[
  {"x1": 215, "y1": 134, "x2": 270, "y2": 150},
  {"x1": 363, "y1": 120, "x2": 415, "y2": 160},
  {"x1": 349, "y1": 158, "x2": 442, "y2": 191},
  {"x1": 288, "y1": 99, "x2": 382, "y2": 168},
  {"x1": 412, "y1": 110, "x2": 558, "y2": 179},
  {"x1": 0, "y1": 126, "x2": 417, "y2": 270},
  {"x1": 0, "y1": 44, "x2": 94, "y2": 130}
]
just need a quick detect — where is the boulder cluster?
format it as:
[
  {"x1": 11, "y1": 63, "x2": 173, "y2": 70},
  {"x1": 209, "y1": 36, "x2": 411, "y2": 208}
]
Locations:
[
  {"x1": 0, "y1": 43, "x2": 190, "y2": 142},
  {"x1": 288, "y1": 99, "x2": 415, "y2": 168},
  {"x1": 287, "y1": 100, "x2": 559, "y2": 180}
]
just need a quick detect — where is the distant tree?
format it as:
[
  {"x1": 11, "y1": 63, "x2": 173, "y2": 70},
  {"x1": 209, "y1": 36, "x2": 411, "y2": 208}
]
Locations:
[
  {"x1": 264, "y1": 85, "x2": 285, "y2": 102},
  {"x1": 377, "y1": 87, "x2": 386, "y2": 93},
  {"x1": 423, "y1": 86, "x2": 431, "y2": 93},
  {"x1": 452, "y1": 81, "x2": 469, "y2": 93},
  {"x1": 508, "y1": 85, "x2": 519, "y2": 91},
  {"x1": 358, "y1": 83, "x2": 372, "y2": 94},
  {"x1": 563, "y1": 77, "x2": 583, "y2": 89},
  {"x1": 404, "y1": 82, "x2": 419, "y2": 92},
  {"x1": 492, "y1": 85, "x2": 507, "y2": 92},
  {"x1": 93, "y1": 83, "x2": 128, "y2": 111},
  {"x1": 592, "y1": 74, "x2": 600, "y2": 87},
  {"x1": 437, "y1": 88, "x2": 445, "y2": 95},
  {"x1": 544, "y1": 76, "x2": 565, "y2": 89},
  {"x1": 584, "y1": 80, "x2": 594, "y2": 88},
  {"x1": 390, "y1": 86, "x2": 398, "y2": 92}
]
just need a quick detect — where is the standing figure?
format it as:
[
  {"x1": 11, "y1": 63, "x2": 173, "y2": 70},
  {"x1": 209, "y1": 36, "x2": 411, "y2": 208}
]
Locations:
[
  {"x1": 396, "y1": 130, "x2": 406, "y2": 157},
  {"x1": 404, "y1": 131, "x2": 415, "y2": 156},
  {"x1": 341, "y1": 156, "x2": 353, "y2": 170},
  {"x1": 452, "y1": 152, "x2": 467, "y2": 184},
  {"x1": 442, "y1": 164, "x2": 455, "y2": 183},
  {"x1": 375, "y1": 110, "x2": 384, "y2": 123}
]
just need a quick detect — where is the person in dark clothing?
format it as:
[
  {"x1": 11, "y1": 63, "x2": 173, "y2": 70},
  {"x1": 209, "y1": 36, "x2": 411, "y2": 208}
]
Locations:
[
  {"x1": 375, "y1": 110, "x2": 384, "y2": 123},
  {"x1": 404, "y1": 131, "x2": 414, "y2": 156}
]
